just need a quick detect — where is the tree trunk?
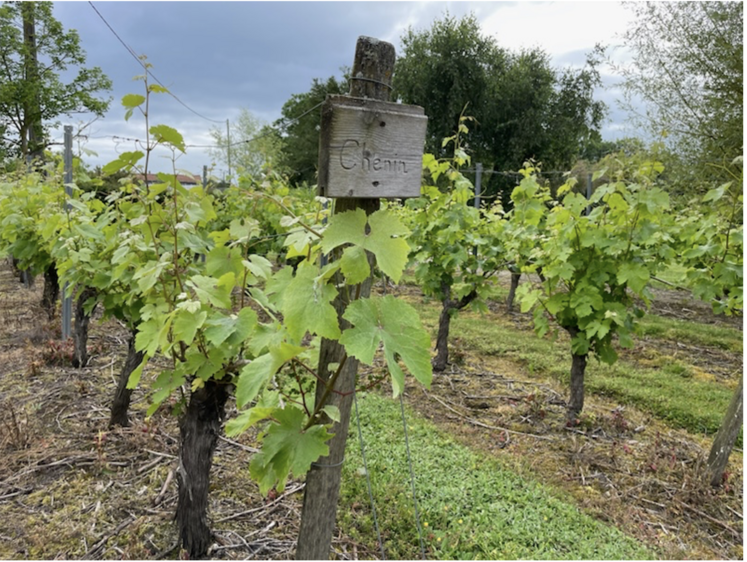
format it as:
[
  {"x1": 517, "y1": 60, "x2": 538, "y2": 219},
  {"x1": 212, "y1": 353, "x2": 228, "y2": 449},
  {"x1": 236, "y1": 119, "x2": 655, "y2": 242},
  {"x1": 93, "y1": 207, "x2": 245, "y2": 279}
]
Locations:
[
  {"x1": 506, "y1": 271, "x2": 521, "y2": 312},
  {"x1": 706, "y1": 373, "x2": 743, "y2": 486},
  {"x1": 72, "y1": 288, "x2": 97, "y2": 368},
  {"x1": 566, "y1": 327, "x2": 587, "y2": 421},
  {"x1": 295, "y1": 36, "x2": 392, "y2": 561},
  {"x1": 109, "y1": 329, "x2": 144, "y2": 428},
  {"x1": 41, "y1": 265, "x2": 59, "y2": 320},
  {"x1": 432, "y1": 286, "x2": 477, "y2": 373},
  {"x1": 21, "y1": 2, "x2": 44, "y2": 163},
  {"x1": 176, "y1": 379, "x2": 229, "y2": 559}
]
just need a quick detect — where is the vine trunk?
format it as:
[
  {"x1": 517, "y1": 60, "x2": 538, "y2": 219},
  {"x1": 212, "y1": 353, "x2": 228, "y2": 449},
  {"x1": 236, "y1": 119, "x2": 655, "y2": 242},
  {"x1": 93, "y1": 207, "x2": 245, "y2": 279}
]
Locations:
[
  {"x1": 109, "y1": 328, "x2": 143, "y2": 428},
  {"x1": 176, "y1": 379, "x2": 229, "y2": 559},
  {"x1": 72, "y1": 288, "x2": 97, "y2": 368}
]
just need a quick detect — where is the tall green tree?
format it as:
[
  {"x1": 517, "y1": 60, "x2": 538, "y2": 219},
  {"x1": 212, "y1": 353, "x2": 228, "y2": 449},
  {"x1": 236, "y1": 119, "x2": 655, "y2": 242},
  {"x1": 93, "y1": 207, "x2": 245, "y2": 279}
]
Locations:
[
  {"x1": 207, "y1": 109, "x2": 281, "y2": 180},
  {"x1": 274, "y1": 74, "x2": 348, "y2": 186},
  {"x1": 394, "y1": 12, "x2": 605, "y2": 206},
  {"x1": 614, "y1": 1, "x2": 743, "y2": 191},
  {"x1": 394, "y1": 13, "x2": 501, "y2": 158},
  {"x1": 0, "y1": 1, "x2": 111, "y2": 162}
]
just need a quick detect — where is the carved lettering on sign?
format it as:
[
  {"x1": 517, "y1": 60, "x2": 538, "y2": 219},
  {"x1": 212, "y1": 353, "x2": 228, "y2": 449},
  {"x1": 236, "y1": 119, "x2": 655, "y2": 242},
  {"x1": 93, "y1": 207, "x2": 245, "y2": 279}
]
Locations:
[
  {"x1": 318, "y1": 95, "x2": 427, "y2": 199},
  {"x1": 339, "y1": 140, "x2": 409, "y2": 174}
]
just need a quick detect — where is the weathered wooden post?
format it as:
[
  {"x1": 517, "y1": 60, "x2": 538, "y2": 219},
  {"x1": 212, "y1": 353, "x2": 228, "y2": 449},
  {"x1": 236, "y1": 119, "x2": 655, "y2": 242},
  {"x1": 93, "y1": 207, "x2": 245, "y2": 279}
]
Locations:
[
  {"x1": 705, "y1": 373, "x2": 743, "y2": 486},
  {"x1": 61, "y1": 125, "x2": 73, "y2": 339},
  {"x1": 295, "y1": 36, "x2": 426, "y2": 560}
]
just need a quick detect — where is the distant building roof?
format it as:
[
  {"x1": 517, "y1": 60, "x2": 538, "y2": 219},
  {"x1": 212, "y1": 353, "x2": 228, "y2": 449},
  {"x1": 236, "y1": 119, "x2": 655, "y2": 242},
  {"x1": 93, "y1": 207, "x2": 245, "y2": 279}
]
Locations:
[{"x1": 134, "y1": 173, "x2": 202, "y2": 186}]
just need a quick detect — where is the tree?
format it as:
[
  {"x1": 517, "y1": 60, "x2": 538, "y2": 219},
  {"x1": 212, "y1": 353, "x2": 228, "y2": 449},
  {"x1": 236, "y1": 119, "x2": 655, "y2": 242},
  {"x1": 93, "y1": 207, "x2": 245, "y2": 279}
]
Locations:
[
  {"x1": 394, "y1": 12, "x2": 606, "y2": 207},
  {"x1": 274, "y1": 74, "x2": 348, "y2": 186},
  {"x1": 613, "y1": 2, "x2": 743, "y2": 192},
  {"x1": 0, "y1": 1, "x2": 111, "y2": 162},
  {"x1": 207, "y1": 109, "x2": 281, "y2": 180},
  {"x1": 394, "y1": 13, "x2": 500, "y2": 158}
]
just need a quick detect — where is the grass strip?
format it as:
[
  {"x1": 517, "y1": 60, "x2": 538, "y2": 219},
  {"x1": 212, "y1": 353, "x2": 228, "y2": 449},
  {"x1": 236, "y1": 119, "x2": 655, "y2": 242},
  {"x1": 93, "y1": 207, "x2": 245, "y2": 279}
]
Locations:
[
  {"x1": 409, "y1": 298, "x2": 740, "y2": 440},
  {"x1": 339, "y1": 392, "x2": 654, "y2": 560}
]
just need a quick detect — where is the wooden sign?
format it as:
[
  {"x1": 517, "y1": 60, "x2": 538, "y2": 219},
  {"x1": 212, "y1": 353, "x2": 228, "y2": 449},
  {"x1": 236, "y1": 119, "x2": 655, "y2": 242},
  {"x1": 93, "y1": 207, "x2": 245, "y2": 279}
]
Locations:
[{"x1": 318, "y1": 95, "x2": 427, "y2": 199}]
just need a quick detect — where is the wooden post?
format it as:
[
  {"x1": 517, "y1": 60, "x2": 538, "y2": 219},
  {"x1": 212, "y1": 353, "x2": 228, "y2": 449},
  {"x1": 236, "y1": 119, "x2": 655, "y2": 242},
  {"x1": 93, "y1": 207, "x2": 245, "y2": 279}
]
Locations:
[
  {"x1": 61, "y1": 125, "x2": 73, "y2": 340},
  {"x1": 294, "y1": 36, "x2": 395, "y2": 560},
  {"x1": 706, "y1": 373, "x2": 743, "y2": 486}
]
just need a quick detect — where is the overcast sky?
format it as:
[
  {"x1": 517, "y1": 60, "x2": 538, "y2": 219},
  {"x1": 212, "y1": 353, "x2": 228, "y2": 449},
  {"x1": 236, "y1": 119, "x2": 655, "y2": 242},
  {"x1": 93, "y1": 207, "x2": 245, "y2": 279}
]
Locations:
[{"x1": 48, "y1": 0, "x2": 638, "y2": 177}]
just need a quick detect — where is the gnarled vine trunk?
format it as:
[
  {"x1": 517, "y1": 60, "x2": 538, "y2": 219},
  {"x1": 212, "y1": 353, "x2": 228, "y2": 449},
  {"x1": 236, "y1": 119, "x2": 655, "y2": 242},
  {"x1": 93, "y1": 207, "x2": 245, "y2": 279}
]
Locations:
[
  {"x1": 10, "y1": 256, "x2": 34, "y2": 286},
  {"x1": 565, "y1": 326, "x2": 587, "y2": 421},
  {"x1": 176, "y1": 379, "x2": 229, "y2": 559},
  {"x1": 109, "y1": 329, "x2": 144, "y2": 428},
  {"x1": 506, "y1": 271, "x2": 521, "y2": 311},
  {"x1": 432, "y1": 284, "x2": 478, "y2": 372},
  {"x1": 72, "y1": 288, "x2": 97, "y2": 368},
  {"x1": 41, "y1": 265, "x2": 59, "y2": 320}
]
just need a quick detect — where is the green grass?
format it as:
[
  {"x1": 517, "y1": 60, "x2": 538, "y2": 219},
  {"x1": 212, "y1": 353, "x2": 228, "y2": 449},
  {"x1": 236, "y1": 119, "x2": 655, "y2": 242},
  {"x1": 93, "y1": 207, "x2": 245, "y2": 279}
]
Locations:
[
  {"x1": 338, "y1": 392, "x2": 654, "y2": 560},
  {"x1": 409, "y1": 298, "x2": 740, "y2": 438},
  {"x1": 636, "y1": 313, "x2": 742, "y2": 352}
]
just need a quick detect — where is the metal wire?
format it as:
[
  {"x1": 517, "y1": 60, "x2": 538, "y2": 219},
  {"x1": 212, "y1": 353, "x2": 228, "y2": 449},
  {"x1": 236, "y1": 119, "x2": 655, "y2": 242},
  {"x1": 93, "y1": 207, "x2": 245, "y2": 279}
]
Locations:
[
  {"x1": 399, "y1": 393, "x2": 426, "y2": 560},
  {"x1": 349, "y1": 76, "x2": 393, "y2": 91},
  {"x1": 354, "y1": 392, "x2": 386, "y2": 560}
]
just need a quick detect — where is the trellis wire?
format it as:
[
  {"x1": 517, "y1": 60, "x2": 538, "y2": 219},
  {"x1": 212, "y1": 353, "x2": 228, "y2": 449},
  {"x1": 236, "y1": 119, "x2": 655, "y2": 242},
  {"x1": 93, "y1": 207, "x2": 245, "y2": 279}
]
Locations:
[
  {"x1": 399, "y1": 393, "x2": 426, "y2": 560},
  {"x1": 354, "y1": 392, "x2": 386, "y2": 560}
]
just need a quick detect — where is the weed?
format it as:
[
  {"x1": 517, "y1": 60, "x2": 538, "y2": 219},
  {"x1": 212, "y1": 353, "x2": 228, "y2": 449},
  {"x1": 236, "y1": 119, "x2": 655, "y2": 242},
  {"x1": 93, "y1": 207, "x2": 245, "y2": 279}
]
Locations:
[
  {"x1": 609, "y1": 407, "x2": 630, "y2": 433},
  {"x1": 0, "y1": 401, "x2": 32, "y2": 450},
  {"x1": 40, "y1": 339, "x2": 75, "y2": 366}
]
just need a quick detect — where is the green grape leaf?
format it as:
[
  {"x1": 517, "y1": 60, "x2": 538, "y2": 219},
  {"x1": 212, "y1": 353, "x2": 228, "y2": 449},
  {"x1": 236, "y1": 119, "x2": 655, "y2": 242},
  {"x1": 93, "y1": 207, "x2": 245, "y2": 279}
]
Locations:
[
  {"x1": 121, "y1": 93, "x2": 145, "y2": 108},
  {"x1": 340, "y1": 295, "x2": 432, "y2": 397},
  {"x1": 243, "y1": 255, "x2": 274, "y2": 282},
  {"x1": 149, "y1": 124, "x2": 186, "y2": 152},
  {"x1": 235, "y1": 342, "x2": 306, "y2": 408},
  {"x1": 339, "y1": 246, "x2": 370, "y2": 285},
  {"x1": 206, "y1": 245, "x2": 244, "y2": 279},
  {"x1": 367, "y1": 210, "x2": 410, "y2": 282},
  {"x1": 281, "y1": 262, "x2": 340, "y2": 342},
  {"x1": 230, "y1": 217, "x2": 261, "y2": 242},
  {"x1": 322, "y1": 405, "x2": 341, "y2": 423},
  {"x1": 617, "y1": 262, "x2": 650, "y2": 294},
  {"x1": 203, "y1": 313, "x2": 238, "y2": 347},
  {"x1": 321, "y1": 209, "x2": 410, "y2": 283},
  {"x1": 226, "y1": 307, "x2": 259, "y2": 346},
  {"x1": 225, "y1": 392, "x2": 280, "y2": 437},
  {"x1": 249, "y1": 406, "x2": 332, "y2": 495},
  {"x1": 172, "y1": 309, "x2": 208, "y2": 346},
  {"x1": 126, "y1": 358, "x2": 147, "y2": 390},
  {"x1": 188, "y1": 274, "x2": 234, "y2": 309}
]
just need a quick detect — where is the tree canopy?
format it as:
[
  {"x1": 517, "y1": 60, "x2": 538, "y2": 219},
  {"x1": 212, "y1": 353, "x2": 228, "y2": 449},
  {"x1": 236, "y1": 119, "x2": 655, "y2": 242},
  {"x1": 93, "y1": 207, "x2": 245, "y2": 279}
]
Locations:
[
  {"x1": 0, "y1": 1, "x2": 112, "y2": 162},
  {"x1": 273, "y1": 74, "x2": 348, "y2": 186},
  {"x1": 392, "y1": 13, "x2": 606, "y2": 205},
  {"x1": 613, "y1": 1, "x2": 743, "y2": 190},
  {"x1": 208, "y1": 109, "x2": 281, "y2": 181}
]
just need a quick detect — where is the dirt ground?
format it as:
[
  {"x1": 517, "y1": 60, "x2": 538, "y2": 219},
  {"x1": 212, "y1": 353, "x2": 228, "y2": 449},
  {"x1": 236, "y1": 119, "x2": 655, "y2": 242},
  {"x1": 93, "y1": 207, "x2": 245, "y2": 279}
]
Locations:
[{"x1": 0, "y1": 261, "x2": 743, "y2": 560}]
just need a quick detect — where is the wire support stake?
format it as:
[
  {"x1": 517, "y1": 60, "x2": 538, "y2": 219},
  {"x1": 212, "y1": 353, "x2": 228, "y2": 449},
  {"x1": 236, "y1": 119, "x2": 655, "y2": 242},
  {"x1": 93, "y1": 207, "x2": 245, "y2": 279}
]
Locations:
[
  {"x1": 399, "y1": 393, "x2": 426, "y2": 560},
  {"x1": 354, "y1": 392, "x2": 386, "y2": 560}
]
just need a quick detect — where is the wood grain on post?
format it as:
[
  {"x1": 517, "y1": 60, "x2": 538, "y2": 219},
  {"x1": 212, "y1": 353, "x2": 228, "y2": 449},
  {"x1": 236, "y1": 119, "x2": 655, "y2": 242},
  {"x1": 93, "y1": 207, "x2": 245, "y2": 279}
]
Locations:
[
  {"x1": 294, "y1": 36, "x2": 395, "y2": 560},
  {"x1": 706, "y1": 373, "x2": 743, "y2": 486}
]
